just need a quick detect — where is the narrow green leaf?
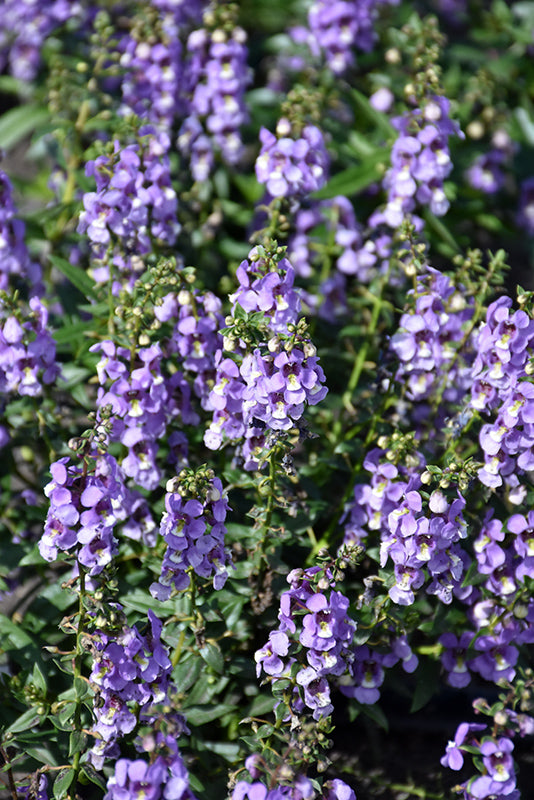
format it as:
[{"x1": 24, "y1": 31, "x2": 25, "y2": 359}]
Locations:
[
  {"x1": 53, "y1": 768, "x2": 75, "y2": 800},
  {"x1": 58, "y1": 701, "x2": 76, "y2": 727},
  {"x1": 24, "y1": 747, "x2": 58, "y2": 767},
  {"x1": 19, "y1": 545, "x2": 46, "y2": 567},
  {"x1": 361, "y1": 703, "x2": 389, "y2": 731},
  {"x1": 348, "y1": 88, "x2": 395, "y2": 138},
  {"x1": 6, "y1": 708, "x2": 41, "y2": 735},
  {"x1": 80, "y1": 765, "x2": 107, "y2": 791},
  {"x1": 69, "y1": 730, "x2": 87, "y2": 758},
  {"x1": 313, "y1": 151, "x2": 389, "y2": 200},
  {"x1": 410, "y1": 659, "x2": 441, "y2": 713},
  {"x1": 174, "y1": 657, "x2": 202, "y2": 694},
  {"x1": 0, "y1": 613, "x2": 34, "y2": 649},
  {"x1": 49, "y1": 255, "x2": 98, "y2": 301},
  {"x1": 185, "y1": 703, "x2": 237, "y2": 726},
  {"x1": 0, "y1": 105, "x2": 50, "y2": 151},
  {"x1": 31, "y1": 663, "x2": 47, "y2": 694},
  {"x1": 200, "y1": 642, "x2": 224, "y2": 674}
]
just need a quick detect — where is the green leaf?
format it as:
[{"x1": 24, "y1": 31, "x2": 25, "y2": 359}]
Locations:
[
  {"x1": 220, "y1": 595, "x2": 246, "y2": 631},
  {"x1": 0, "y1": 613, "x2": 35, "y2": 649},
  {"x1": 423, "y1": 210, "x2": 462, "y2": 255},
  {"x1": 31, "y1": 663, "x2": 47, "y2": 694},
  {"x1": 348, "y1": 88, "x2": 395, "y2": 138},
  {"x1": 313, "y1": 150, "x2": 389, "y2": 200},
  {"x1": 410, "y1": 659, "x2": 441, "y2": 713},
  {"x1": 48, "y1": 255, "x2": 98, "y2": 302},
  {"x1": 80, "y1": 765, "x2": 107, "y2": 792},
  {"x1": 69, "y1": 730, "x2": 87, "y2": 758},
  {"x1": 361, "y1": 703, "x2": 389, "y2": 731},
  {"x1": 53, "y1": 768, "x2": 75, "y2": 800},
  {"x1": 6, "y1": 708, "x2": 41, "y2": 735},
  {"x1": 174, "y1": 656, "x2": 202, "y2": 694},
  {"x1": 122, "y1": 589, "x2": 167, "y2": 615},
  {"x1": 198, "y1": 741, "x2": 241, "y2": 762},
  {"x1": 515, "y1": 106, "x2": 534, "y2": 146},
  {"x1": 25, "y1": 747, "x2": 58, "y2": 768},
  {"x1": 58, "y1": 701, "x2": 76, "y2": 728},
  {"x1": 200, "y1": 642, "x2": 224, "y2": 674},
  {"x1": 0, "y1": 105, "x2": 50, "y2": 151},
  {"x1": 19, "y1": 545, "x2": 46, "y2": 567},
  {"x1": 248, "y1": 693, "x2": 276, "y2": 717},
  {"x1": 185, "y1": 703, "x2": 237, "y2": 726}
]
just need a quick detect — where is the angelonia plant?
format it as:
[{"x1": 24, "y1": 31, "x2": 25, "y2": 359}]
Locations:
[{"x1": 2, "y1": 2, "x2": 534, "y2": 800}]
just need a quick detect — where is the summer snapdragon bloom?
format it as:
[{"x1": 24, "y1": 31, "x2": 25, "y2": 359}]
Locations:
[
  {"x1": 255, "y1": 118, "x2": 329, "y2": 199},
  {"x1": 0, "y1": 0, "x2": 82, "y2": 82},
  {"x1": 91, "y1": 340, "x2": 194, "y2": 491},
  {"x1": 390, "y1": 267, "x2": 474, "y2": 405},
  {"x1": 467, "y1": 150, "x2": 507, "y2": 194},
  {"x1": 256, "y1": 566, "x2": 356, "y2": 720},
  {"x1": 439, "y1": 631, "x2": 474, "y2": 688},
  {"x1": 150, "y1": 472, "x2": 232, "y2": 598},
  {"x1": 39, "y1": 453, "x2": 129, "y2": 575},
  {"x1": 0, "y1": 170, "x2": 42, "y2": 293},
  {"x1": 470, "y1": 295, "x2": 534, "y2": 488},
  {"x1": 119, "y1": 34, "x2": 183, "y2": 132},
  {"x1": 300, "y1": 0, "x2": 398, "y2": 75},
  {"x1": 78, "y1": 128, "x2": 180, "y2": 289},
  {"x1": 232, "y1": 776, "x2": 355, "y2": 800},
  {"x1": 0, "y1": 297, "x2": 60, "y2": 397},
  {"x1": 204, "y1": 250, "x2": 328, "y2": 466},
  {"x1": 178, "y1": 20, "x2": 251, "y2": 178},
  {"x1": 165, "y1": 288, "x2": 224, "y2": 410},
  {"x1": 90, "y1": 610, "x2": 175, "y2": 768},
  {"x1": 379, "y1": 96, "x2": 463, "y2": 227}
]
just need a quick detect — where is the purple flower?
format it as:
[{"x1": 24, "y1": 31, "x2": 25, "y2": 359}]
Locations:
[
  {"x1": 255, "y1": 118, "x2": 329, "y2": 199},
  {"x1": 150, "y1": 472, "x2": 232, "y2": 598},
  {"x1": 440, "y1": 722, "x2": 486, "y2": 770},
  {"x1": 178, "y1": 21, "x2": 251, "y2": 178}
]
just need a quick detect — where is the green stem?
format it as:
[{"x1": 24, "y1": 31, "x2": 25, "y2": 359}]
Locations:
[
  {"x1": 70, "y1": 563, "x2": 86, "y2": 797},
  {"x1": 332, "y1": 278, "x2": 388, "y2": 445}
]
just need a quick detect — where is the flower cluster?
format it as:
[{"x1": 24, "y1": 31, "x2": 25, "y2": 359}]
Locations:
[
  {"x1": 119, "y1": 32, "x2": 183, "y2": 132},
  {"x1": 105, "y1": 735, "x2": 196, "y2": 800},
  {"x1": 39, "y1": 452, "x2": 123, "y2": 575},
  {"x1": 232, "y1": 776, "x2": 356, "y2": 800},
  {"x1": 255, "y1": 566, "x2": 356, "y2": 720},
  {"x1": 390, "y1": 267, "x2": 474, "y2": 406},
  {"x1": 89, "y1": 609, "x2": 174, "y2": 768},
  {"x1": 469, "y1": 296, "x2": 534, "y2": 489},
  {"x1": 204, "y1": 250, "x2": 327, "y2": 466},
  {"x1": 178, "y1": 21, "x2": 250, "y2": 180},
  {"x1": 255, "y1": 118, "x2": 329, "y2": 199},
  {"x1": 341, "y1": 634, "x2": 418, "y2": 705},
  {"x1": 343, "y1": 449, "x2": 468, "y2": 605},
  {"x1": 440, "y1": 711, "x2": 534, "y2": 800},
  {"x1": 437, "y1": 505, "x2": 534, "y2": 691},
  {"x1": 0, "y1": 0, "x2": 81, "y2": 82},
  {"x1": 162, "y1": 288, "x2": 224, "y2": 410},
  {"x1": 379, "y1": 96, "x2": 463, "y2": 227},
  {"x1": 0, "y1": 170, "x2": 42, "y2": 293},
  {"x1": 150, "y1": 469, "x2": 232, "y2": 599},
  {"x1": 39, "y1": 449, "x2": 157, "y2": 573},
  {"x1": 91, "y1": 340, "x2": 195, "y2": 490},
  {"x1": 301, "y1": 0, "x2": 398, "y2": 75},
  {"x1": 229, "y1": 252, "x2": 301, "y2": 334},
  {"x1": 0, "y1": 296, "x2": 60, "y2": 397},
  {"x1": 78, "y1": 127, "x2": 179, "y2": 289},
  {"x1": 288, "y1": 196, "x2": 393, "y2": 319}
]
